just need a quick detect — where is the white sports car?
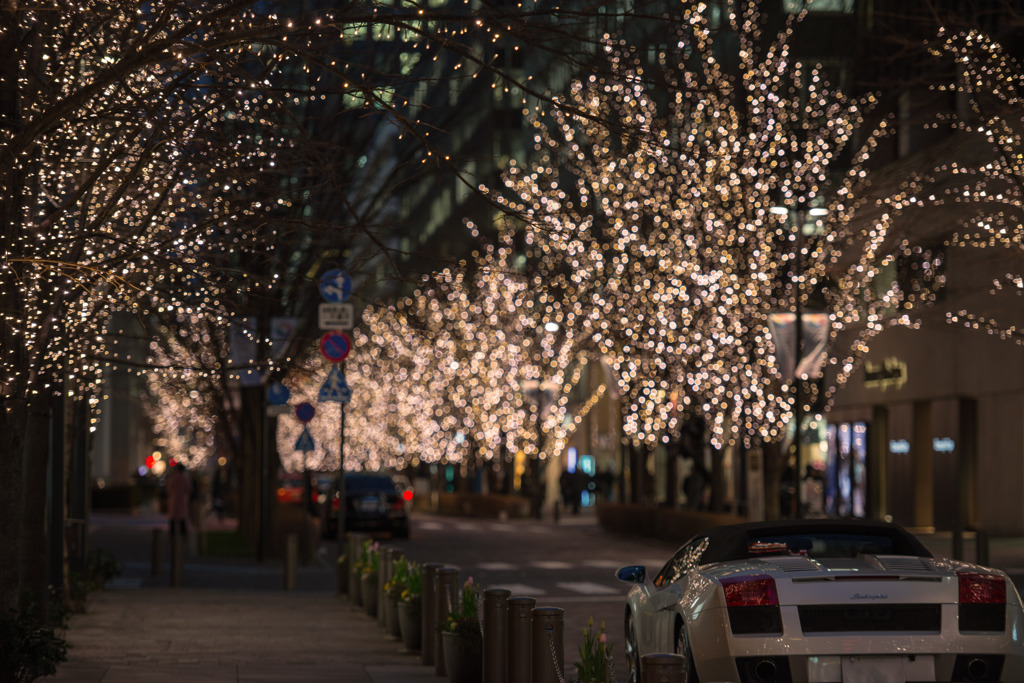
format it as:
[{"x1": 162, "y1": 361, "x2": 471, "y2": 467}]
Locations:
[{"x1": 616, "y1": 519, "x2": 1024, "y2": 683}]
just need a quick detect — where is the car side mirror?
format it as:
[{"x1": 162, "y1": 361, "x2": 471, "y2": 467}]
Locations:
[{"x1": 615, "y1": 565, "x2": 646, "y2": 584}]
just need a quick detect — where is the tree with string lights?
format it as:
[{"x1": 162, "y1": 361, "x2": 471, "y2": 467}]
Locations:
[
  {"x1": 0, "y1": 0, "x2": 671, "y2": 619},
  {"x1": 305, "y1": 233, "x2": 605, "y2": 513},
  {"x1": 490, "y1": 1, "x2": 948, "y2": 517},
  {"x1": 929, "y1": 27, "x2": 1024, "y2": 342},
  {"x1": 0, "y1": 1, "x2": 304, "y2": 615}
]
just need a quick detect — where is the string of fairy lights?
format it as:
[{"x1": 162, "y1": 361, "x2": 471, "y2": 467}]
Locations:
[
  {"x1": 485, "y1": 1, "x2": 962, "y2": 451},
  {"x1": 23, "y1": 1, "x2": 1016, "y2": 472},
  {"x1": 932, "y1": 27, "x2": 1024, "y2": 344},
  {"x1": 0, "y1": 0, "x2": 602, "y2": 469},
  {"x1": 274, "y1": 235, "x2": 605, "y2": 473}
]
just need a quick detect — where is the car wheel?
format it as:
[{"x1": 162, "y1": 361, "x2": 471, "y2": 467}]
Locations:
[
  {"x1": 674, "y1": 619, "x2": 700, "y2": 683},
  {"x1": 625, "y1": 609, "x2": 641, "y2": 683}
]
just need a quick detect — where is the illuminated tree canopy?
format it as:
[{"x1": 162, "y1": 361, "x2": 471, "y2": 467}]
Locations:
[
  {"x1": 931, "y1": 28, "x2": 1024, "y2": 340},
  {"x1": 488, "y1": 2, "x2": 945, "y2": 453},
  {"x1": 0, "y1": 0, "x2": 663, "y2": 615},
  {"x1": 278, "y1": 233, "x2": 604, "y2": 474}
]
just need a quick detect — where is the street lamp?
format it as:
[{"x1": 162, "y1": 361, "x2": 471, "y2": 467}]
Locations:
[{"x1": 770, "y1": 201, "x2": 828, "y2": 517}]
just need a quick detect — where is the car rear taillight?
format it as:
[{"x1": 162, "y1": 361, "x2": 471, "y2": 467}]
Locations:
[
  {"x1": 958, "y1": 571, "x2": 1006, "y2": 604},
  {"x1": 390, "y1": 499, "x2": 405, "y2": 511},
  {"x1": 958, "y1": 570, "x2": 1006, "y2": 633},
  {"x1": 722, "y1": 575, "x2": 782, "y2": 635},
  {"x1": 723, "y1": 575, "x2": 779, "y2": 607}
]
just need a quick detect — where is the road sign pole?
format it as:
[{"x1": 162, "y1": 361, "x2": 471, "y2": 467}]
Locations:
[{"x1": 337, "y1": 403, "x2": 346, "y2": 545}]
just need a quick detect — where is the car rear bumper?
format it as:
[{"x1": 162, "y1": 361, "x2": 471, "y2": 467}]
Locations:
[{"x1": 691, "y1": 605, "x2": 1024, "y2": 682}]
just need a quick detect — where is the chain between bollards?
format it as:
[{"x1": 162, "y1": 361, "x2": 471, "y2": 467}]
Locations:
[{"x1": 545, "y1": 624, "x2": 565, "y2": 683}]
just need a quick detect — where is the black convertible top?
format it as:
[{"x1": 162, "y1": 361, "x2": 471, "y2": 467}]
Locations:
[{"x1": 692, "y1": 518, "x2": 933, "y2": 564}]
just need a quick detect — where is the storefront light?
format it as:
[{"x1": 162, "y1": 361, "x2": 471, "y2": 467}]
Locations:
[{"x1": 889, "y1": 439, "x2": 910, "y2": 454}]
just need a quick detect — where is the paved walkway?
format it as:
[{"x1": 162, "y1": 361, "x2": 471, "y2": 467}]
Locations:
[
  {"x1": 54, "y1": 588, "x2": 434, "y2": 682},
  {"x1": 54, "y1": 512, "x2": 437, "y2": 683},
  {"x1": 52, "y1": 511, "x2": 1024, "y2": 682}
]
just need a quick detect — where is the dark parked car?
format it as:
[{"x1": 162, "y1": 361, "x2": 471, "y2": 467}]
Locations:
[{"x1": 323, "y1": 472, "x2": 410, "y2": 539}]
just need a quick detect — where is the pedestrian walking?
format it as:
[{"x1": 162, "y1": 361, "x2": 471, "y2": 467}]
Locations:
[{"x1": 166, "y1": 463, "x2": 193, "y2": 537}]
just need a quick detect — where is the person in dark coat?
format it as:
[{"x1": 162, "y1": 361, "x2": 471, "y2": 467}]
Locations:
[{"x1": 166, "y1": 464, "x2": 193, "y2": 537}]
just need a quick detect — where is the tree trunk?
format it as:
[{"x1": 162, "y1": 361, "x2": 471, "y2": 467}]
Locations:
[
  {"x1": 0, "y1": 397, "x2": 28, "y2": 615},
  {"x1": 762, "y1": 439, "x2": 785, "y2": 521},
  {"x1": 710, "y1": 443, "x2": 726, "y2": 512},
  {"x1": 236, "y1": 384, "x2": 264, "y2": 555},
  {"x1": 22, "y1": 392, "x2": 52, "y2": 613}
]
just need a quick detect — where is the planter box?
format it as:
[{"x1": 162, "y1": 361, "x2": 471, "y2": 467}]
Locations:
[
  {"x1": 595, "y1": 502, "x2": 745, "y2": 543},
  {"x1": 436, "y1": 493, "x2": 531, "y2": 519}
]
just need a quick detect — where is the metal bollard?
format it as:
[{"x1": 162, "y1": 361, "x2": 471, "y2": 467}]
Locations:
[
  {"x1": 483, "y1": 589, "x2": 510, "y2": 683},
  {"x1": 421, "y1": 563, "x2": 442, "y2": 665},
  {"x1": 348, "y1": 532, "x2": 368, "y2": 607},
  {"x1": 531, "y1": 606, "x2": 564, "y2": 683},
  {"x1": 507, "y1": 597, "x2": 536, "y2": 683},
  {"x1": 434, "y1": 567, "x2": 460, "y2": 678},
  {"x1": 284, "y1": 533, "x2": 298, "y2": 591},
  {"x1": 151, "y1": 528, "x2": 163, "y2": 577},
  {"x1": 641, "y1": 653, "x2": 686, "y2": 683},
  {"x1": 336, "y1": 548, "x2": 348, "y2": 596},
  {"x1": 384, "y1": 548, "x2": 404, "y2": 638},
  {"x1": 170, "y1": 532, "x2": 184, "y2": 587},
  {"x1": 377, "y1": 547, "x2": 391, "y2": 628}
]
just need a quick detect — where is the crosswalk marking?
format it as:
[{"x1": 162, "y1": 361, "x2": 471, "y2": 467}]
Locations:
[
  {"x1": 583, "y1": 559, "x2": 624, "y2": 569},
  {"x1": 530, "y1": 560, "x2": 573, "y2": 570},
  {"x1": 487, "y1": 581, "x2": 625, "y2": 599},
  {"x1": 489, "y1": 583, "x2": 546, "y2": 596},
  {"x1": 463, "y1": 558, "x2": 665, "y2": 573},
  {"x1": 556, "y1": 581, "x2": 621, "y2": 595},
  {"x1": 478, "y1": 562, "x2": 517, "y2": 571}
]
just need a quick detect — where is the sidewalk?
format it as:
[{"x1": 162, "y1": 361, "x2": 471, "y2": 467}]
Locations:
[{"x1": 54, "y1": 511, "x2": 438, "y2": 683}]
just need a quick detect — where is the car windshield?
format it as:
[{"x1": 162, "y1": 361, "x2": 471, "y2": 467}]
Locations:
[{"x1": 746, "y1": 533, "x2": 899, "y2": 559}]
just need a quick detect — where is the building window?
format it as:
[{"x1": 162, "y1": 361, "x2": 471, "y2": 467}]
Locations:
[{"x1": 782, "y1": 0, "x2": 855, "y2": 13}]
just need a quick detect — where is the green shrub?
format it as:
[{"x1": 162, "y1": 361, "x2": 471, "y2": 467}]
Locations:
[
  {"x1": 86, "y1": 548, "x2": 122, "y2": 588},
  {"x1": 0, "y1": 603, "x2": 68, "y2": 682}
]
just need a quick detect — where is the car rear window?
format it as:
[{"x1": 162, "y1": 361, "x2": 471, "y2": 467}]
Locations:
[
  {"x1": 345, "y1": 475, "x2": 399, "y2": 493},
  {"x1": 746, "y1": 533, "x2": 901, "y2": 559}
]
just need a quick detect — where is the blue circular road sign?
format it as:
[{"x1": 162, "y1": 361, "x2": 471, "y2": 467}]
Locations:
[
  {"x1": 319, "y1": 269, "x2": 352, "y2": 303},
  {"x1": 267, "y1": 382, "x2": 290, "y2": 406}
]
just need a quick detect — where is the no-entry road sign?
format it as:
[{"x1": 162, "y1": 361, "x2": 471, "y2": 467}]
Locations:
[
  {"x1": 294, "y1": 402, "x2": 315, "y2": 423},
  {"x1": 319, "y1": 331, "x2": 352, "y2": 363}
]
